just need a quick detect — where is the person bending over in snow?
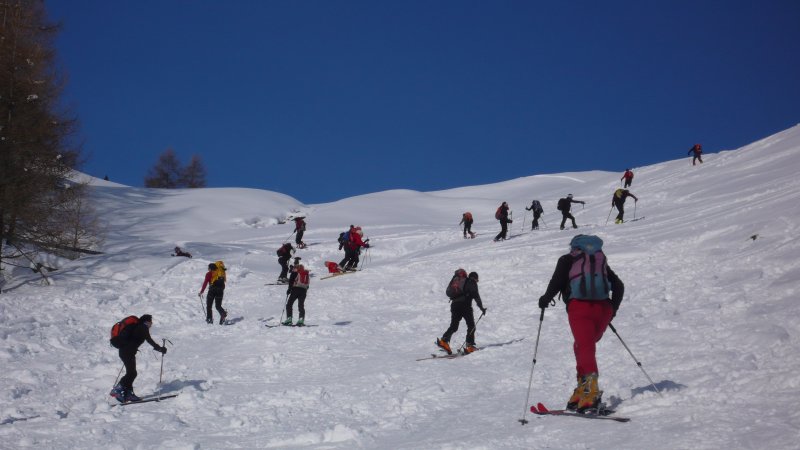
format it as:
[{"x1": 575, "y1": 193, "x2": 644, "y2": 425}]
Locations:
[{"x1": 611, "y1": 189, "x2": 638, "y2": 224}]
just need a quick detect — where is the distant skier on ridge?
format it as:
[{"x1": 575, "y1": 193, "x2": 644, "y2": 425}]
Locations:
[
  {"x1": 621, "y1": 169, "x2": 634, "y2": 188},
  {"x1": 688, "y1": 143, "x2": 703, "y2": 165}
]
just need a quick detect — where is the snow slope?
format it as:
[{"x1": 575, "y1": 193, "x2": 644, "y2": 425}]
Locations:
[{"x1": 2, "y1": 125, "x2": 800, "y2": 449}]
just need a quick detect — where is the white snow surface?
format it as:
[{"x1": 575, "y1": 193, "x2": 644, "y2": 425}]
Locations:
[{"x1": 2, "y1": 125, "x2": 800, "y2": 449}]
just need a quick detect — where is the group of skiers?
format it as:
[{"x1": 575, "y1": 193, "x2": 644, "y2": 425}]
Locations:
[{"x1": 111, "y1": 145, "x2": 710, "y2": 407}]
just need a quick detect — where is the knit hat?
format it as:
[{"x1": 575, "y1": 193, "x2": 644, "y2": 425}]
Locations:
[
  {"x1": 469, "y1": 272, "x2": 479, "y2": 281},
  {"x1": 140, "y1": 314, "x2": 153, "y2": 324}
]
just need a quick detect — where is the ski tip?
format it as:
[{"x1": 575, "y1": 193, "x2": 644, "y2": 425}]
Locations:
[
  {"x1": 536, "y1": 402, "x2": 549, "y2": 412},
  {"x1": 530, "y1": 405, "x2": 538, "y2": 413}
]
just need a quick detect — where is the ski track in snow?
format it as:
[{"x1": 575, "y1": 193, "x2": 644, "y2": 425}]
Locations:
[{"x1": 2, "y1": 126, "x2": 800, "y2": 448}]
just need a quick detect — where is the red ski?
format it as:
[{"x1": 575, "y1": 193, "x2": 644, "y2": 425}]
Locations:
[{"x1": 531, "y1": 402, "x2": 630, "y2": 422}]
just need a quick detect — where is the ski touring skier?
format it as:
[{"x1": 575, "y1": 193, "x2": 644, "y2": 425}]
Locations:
[
  {"x1": 525, "y1": 200, "x2": 544, "y2": 230},
  {"x1": 537, "y1": 235, "x2": 624, "y2": 413},
  {"x1": 494, "y1": 202, "x2": 512, "y2": 241},
  {"x1": 339, "y1": 226, "x2": 369, "y2": 271},
  {"x1": 109, "y1": 314, "x2": 167, "y2": 403},
  {"x1": 621, "y1": 169, "x2": 634, "y2": 188},
  {"x1": 688, "y1": 144, "x2": 703, "y2": 165},
  {"x1": 283, "y1": 264, "x2": 311, "y2": 326},
  {"x1": 612, "y1": 189, "x2": 638, "y2": 224},
  {"x1": 436, "y1": 270, "x2": 487, "y2": 355},
  {"x1": 293, "y1": 217, "x2": 307, "y2": 249},
  {"x1": 557, "y1": 194, "x2": 585, "y2": 230},
  {"x1": 276, "y1": 243, "x2": 294, "y2": 283},
  {"x1": 199, "y1": 261, "x2": 228, "y2": 324},
  {"x1": 460, "y1": 212, "x2": 476, "y2": 238}
]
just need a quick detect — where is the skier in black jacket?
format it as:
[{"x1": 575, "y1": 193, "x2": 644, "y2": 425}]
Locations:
[
  {"x1": 110, "y1": 314, "x2": 167, "y2": 403},
  {"x1": 525, "y1": 200, "x2": 544, "y2": 230},
  {"x1": 436, "y1": 271, "x2": 487, "y2": 354},
  {"x1": 557, "y1": 194, "x2": 585, "y2": 230},
  {"x1": 494, "y1": 202, "x2": 512, "y2": 241}
]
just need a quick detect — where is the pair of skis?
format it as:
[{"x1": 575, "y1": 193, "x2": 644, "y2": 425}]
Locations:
[
  {"x1": 529, "y1": 402, "x2": 630, "y2": 422},
  {"x1": 319, "y1": 271, "x2": 357, "y2": 280},
  {"x1": 111, "y1": 393, "x2": 178, "y2": 407}
]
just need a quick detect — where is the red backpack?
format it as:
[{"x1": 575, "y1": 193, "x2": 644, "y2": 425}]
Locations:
[
  {"x1": 495, "y1": 207, "x2": 502, "y2": 220},
  {"x1": 446, "y1": 269, "x2": 468, "y2": 299},
  {"x1": 110, "y1": 316, "x2": 138, "y2": 348}
]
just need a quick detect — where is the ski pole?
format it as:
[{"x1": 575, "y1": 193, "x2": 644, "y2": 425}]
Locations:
[
  {"x1": 608, "y1": 323, "x2": 662, "y2": 397},
  {"x1": 198, "y1": 292, "x2": 205, "y2": 316},
  {"x1": 113, "y1": 362, "x2": 125, "y2": 387},
  {"x1": 521, "y1": 214, "x2": 527, "y2": 233},
  {"x1": 540, "y1": 216, "x2": 548, "y2": 230},
  {"x1": 283, "y1": 229, "x2": 296, "y2": 244},
  {"x1": 159, "y1": 339, "x2": 166, "y2": 386},
  {"x1": 519, "y1": 308, "x2": 546, "y2": 425},
  {"x1": 633, "y1": 201, "x2": 637, "y2": 220},
  {"x1": 157, "y1": 339, "x2": 173, "y2": 393},
  {"x1": 605, "y1": 206, "x2": 614, "y2": 225},
  {"x1": 457, "y1": 311, "x2": 485, "y2": 353},
  {"x1": 279, "y1": 292, "x2": 291, "y2": 324}
]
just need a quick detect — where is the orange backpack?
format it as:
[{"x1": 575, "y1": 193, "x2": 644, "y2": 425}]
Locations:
[{"x1": 110, "y1": 316, "x2": 138, "y2": 348}]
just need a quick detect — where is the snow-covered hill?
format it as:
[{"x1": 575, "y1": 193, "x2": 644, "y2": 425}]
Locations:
[{"x1": 2, "y1": 125, "x2": 800, "y2": 449}]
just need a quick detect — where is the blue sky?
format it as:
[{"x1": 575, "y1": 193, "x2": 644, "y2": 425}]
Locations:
[{"x1": 48, "y1": 1, "x2": 800, "y2": 203}]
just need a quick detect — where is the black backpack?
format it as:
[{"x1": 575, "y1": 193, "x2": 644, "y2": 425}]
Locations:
[
  {"x1": 557, "y1": 198, "x2": 569, "y2": 211},
  {"x1": 532, "y1": 200, "x2": 543, "y2": 214}
]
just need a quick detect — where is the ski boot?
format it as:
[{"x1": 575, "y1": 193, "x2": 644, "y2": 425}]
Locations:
[
  {"x1": 566, "y1": 374, "x2": 587, "y2": 411},
  {"x1": 615, "y1": 218, "x2": 623, "y2": 224},
  {"x1": 110, "y1": 384, "x2": 125, "y2": 402},
  {"x1": 219, "y1": 311, "x2": 227, "y2": 325},
  {"x1": 206, "y1": 317, "x2": 213, "y2": 324},
  {"x1": 436, "y1": 338, "x2": 452, "y2": 355},
  {"x1": 463, "y1": 345, "x2": 478, "y2": 354},
  {"x1": 282, "y1": 316, "x2": 293, "y2": 326},
  {"x1": 124, "y1": 390, "x2": 141, "y2": 403},
  {"x1": 576, "y1": 373, "x2": 603, "y2": 413},
  {"x1": 295, "y1": 318, "x2": 305, "y2": 327}
]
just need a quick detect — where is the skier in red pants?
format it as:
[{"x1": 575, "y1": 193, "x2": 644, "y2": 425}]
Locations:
[{"x1": 537, "y1": 235, "x2": 624, "y2": 412}]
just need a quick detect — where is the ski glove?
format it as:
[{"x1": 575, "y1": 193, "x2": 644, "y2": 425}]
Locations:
[
  {"x1": 157, "y1": 346, "x2": 167, "y2": 354},
  {"x1": 480, "y1": 307, "x2": 487, "y2": 315},
  {"x1": 538, "y1": 296, "x2": 552, "y2": 309}
]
